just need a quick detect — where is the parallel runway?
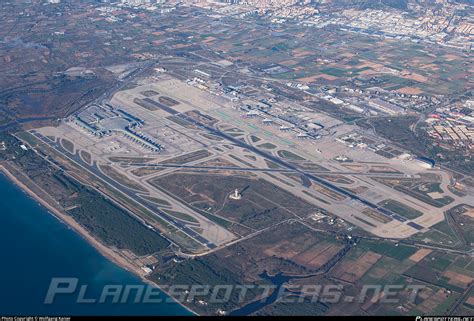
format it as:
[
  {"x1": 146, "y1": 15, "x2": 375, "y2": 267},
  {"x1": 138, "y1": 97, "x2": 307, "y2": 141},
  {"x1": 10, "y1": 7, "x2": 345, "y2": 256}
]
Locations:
[
  {"x1": 30, "y1": 130, "x2": 217, "y2": 249},
  {"x1": 123, "y1": 96, "x2": 414, "y2": 225},
  {"x1": 122, "y1": 162, "x2": 412, "y2": 179},
  {"x1": 173, "y1": 112, "x2": 423, "y2": 228},
  {"x1": 29, "y1": 92, "x2": 425, "y2": 250}
]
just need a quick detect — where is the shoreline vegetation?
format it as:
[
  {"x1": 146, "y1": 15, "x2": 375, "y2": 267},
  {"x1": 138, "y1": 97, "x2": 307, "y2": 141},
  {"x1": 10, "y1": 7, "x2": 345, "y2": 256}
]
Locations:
[{"x1": 0, "y1": 165, "x2": 197, "y2": 316}]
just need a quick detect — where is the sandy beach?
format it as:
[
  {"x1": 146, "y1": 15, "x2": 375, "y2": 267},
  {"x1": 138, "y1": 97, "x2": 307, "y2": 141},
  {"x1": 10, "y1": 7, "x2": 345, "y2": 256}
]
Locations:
[{"x1": 0, "y1": 164, "x2": 197, "y2": 316}]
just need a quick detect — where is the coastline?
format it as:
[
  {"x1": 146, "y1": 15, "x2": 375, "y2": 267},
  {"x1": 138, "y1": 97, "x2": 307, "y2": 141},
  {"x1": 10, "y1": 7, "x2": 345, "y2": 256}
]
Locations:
[{"x1": 0, "y1": 164, "x2": 198, "y2": 316}]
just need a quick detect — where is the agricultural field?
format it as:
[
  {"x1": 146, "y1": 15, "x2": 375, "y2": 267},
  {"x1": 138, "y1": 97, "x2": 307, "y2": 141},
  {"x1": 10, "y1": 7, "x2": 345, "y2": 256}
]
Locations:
[
  {"x1": 1, "y1": 1, "x2": 473, "y2": 316},
  {"x1": 404, "y1": 252, "x2": 473, "y2": 295},
  {"x1": 149, "y1": 222, "x2": 347, "y2": 315},
  {"x1": 325, "y1": 240, "x2": 470, "y2": 316}
]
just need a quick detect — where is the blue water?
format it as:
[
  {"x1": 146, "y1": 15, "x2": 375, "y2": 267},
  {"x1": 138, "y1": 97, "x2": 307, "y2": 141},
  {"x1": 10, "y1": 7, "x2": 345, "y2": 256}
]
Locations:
[{"x1": 0, "y1": 173, "x2": 190, "y2": 316}]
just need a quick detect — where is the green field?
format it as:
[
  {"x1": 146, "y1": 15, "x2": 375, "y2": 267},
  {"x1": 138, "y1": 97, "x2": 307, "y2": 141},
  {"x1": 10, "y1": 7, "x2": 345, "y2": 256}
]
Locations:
[
  {"x1": 359, "y1": 239, "x2": 417, "y2": 260},
  {"x1": 277, "y1": 150, "x2": 305, "y2": 161},
  {"x1": 378, "y1": 199, "x2": 423, "y2": 220},
  {"x1": 258, "y1": 142, "x2": 277, "y2": 149}
]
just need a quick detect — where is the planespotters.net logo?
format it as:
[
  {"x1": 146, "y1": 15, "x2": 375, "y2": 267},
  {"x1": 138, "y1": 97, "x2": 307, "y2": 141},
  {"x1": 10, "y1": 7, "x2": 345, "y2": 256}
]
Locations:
[
  {"x1": 43, "y1": 277, "x2": 428, "y2": 305},
  {"x1": 415, "y1": 316, "x2": 474, "y2": 321}
]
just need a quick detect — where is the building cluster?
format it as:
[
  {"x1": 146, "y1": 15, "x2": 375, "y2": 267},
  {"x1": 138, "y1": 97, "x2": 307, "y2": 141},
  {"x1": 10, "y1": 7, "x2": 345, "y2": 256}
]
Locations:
[
  {"x1": 301, "y1": 7, "x2": 473, "y2": 50},
  {"x1": 183, "y1": 70, "x2": 340, "y2": 140},
  {"x1": 96, "y1": 1, "x2": 174, "y2": 14},
  {"x1": 337, "y1": 132, "x2": 384, "y2": 151},
  {"x1": 313, "y1": 87, "x2": 407, "y2": 116},
  {"x1": 168, "y1": 0, "x2": 472, "y2": 50},
  {"x1": 266, "y1": 5, "x2": 318, "y2": 21},
  {"x1": 426, "y1": 100, "x2": 474, "y2": 150},
  {"x1": 310, "y1": 83, "x2": 440, "y2": 116},
  {"x1": 70, "y1": 104, "x2": 164, "y2": 152},
  {"x1": 240, "y1": 102, "x2": 328, "y2": 139},
  {"x1": 347, "y1": 83, "x2": 438, "y2": 112},
  {"x1": 192, "y1": 1, "x2": 473, "y2": 50}
]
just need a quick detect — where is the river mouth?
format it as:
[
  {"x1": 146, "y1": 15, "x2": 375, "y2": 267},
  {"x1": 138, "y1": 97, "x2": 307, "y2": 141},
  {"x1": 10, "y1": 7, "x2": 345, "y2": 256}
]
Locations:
[{"x1": 229, "y1": 271, "x2": 319, "y2": 316}]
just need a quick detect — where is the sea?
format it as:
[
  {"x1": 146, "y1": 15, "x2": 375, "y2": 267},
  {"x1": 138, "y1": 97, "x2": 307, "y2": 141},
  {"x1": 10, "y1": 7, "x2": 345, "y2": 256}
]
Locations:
[{"x1": 0, "y1": 173, "x2": 190, "y2": 316}]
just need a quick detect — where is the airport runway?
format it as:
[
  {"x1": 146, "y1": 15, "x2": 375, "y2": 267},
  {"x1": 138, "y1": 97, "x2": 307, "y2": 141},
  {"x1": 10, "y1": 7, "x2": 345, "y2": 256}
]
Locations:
[
  {"x1": 30, "y1": 130, "x2": 217, "y2": 249},
  {"x1": 122, "y1": 162, "x2": 412, "y2": 178},
  {"x1": 126, "y1": 95, "x2": 414, "y2": 225},
  {"x1": 172, "y1": 111, "x2": 421, "y2": 227}
]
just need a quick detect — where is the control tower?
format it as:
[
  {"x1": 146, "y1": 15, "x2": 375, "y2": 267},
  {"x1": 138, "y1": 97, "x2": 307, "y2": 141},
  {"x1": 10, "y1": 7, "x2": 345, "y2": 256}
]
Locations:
[{"x1": 229, "y1": 188, "x2": 242, "y2": 200}]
